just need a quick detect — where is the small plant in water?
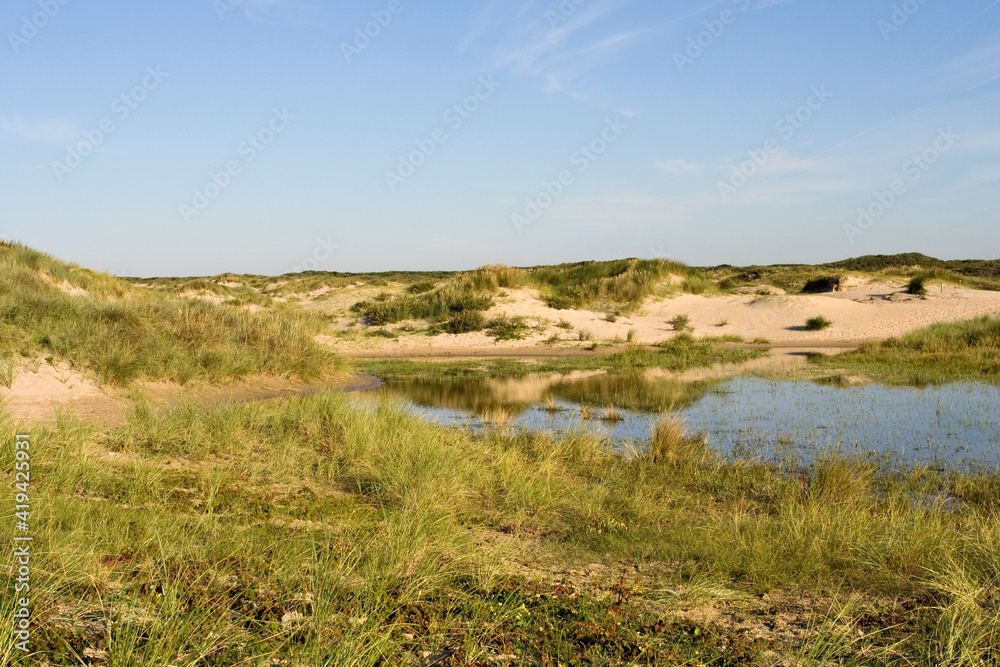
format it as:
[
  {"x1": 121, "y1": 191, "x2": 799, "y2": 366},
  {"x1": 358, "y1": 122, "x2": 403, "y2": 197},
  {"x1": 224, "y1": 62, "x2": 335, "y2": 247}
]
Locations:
[
  {"x1": 601, "y1": 406, "x2": 623, "y2": 422},
  {"x1": 479, "y1": 406, "x2": 513, "y2": 424},
  {"x1": 805, "y1": 316, "x2": 832, "y2": 331},
  {"x1": 649, "y1": 412, "x2": 707, "y2": 465}
]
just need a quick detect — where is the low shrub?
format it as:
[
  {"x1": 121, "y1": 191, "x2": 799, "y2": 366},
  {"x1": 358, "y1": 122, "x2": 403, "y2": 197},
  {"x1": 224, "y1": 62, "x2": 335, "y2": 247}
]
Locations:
[
  {"x1": 486, "y1": 315, "x2": 530, "y2": 341},
  {"x1": 907, "y1": 276, "x2": 928, "y2": 296},
  {"x1": 805, "y1": 316, "x2": 832, "y2": 331},
  {"x1": 446, "y1": 310, "x2": 486, "y2": 334},
  {"x1": 668, "y1": 314, "x2": 692, "y2": 331}
]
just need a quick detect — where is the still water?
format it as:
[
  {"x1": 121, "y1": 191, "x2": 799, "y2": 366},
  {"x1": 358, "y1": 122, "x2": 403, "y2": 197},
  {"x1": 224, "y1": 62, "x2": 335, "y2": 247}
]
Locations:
[{"x1": 365, "y1": 373, "x2": 1000, "y2": 470}]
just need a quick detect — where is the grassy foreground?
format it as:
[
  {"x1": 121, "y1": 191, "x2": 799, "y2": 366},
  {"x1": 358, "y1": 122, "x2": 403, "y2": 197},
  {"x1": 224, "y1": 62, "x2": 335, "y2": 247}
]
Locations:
[{"x1": 2, "y1": 393, "x2": 998, "y2": 665}]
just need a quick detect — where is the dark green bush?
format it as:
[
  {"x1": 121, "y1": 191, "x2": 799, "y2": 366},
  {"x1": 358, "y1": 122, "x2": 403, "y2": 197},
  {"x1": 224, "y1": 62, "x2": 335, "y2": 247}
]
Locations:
[{"x1": 446, "y1": 310, "x2": 486, "y2": 334}]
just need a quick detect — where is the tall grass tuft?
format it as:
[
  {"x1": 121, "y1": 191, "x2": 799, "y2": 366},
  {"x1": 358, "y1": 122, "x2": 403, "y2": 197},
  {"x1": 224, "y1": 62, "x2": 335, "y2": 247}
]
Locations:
[
  {"x1": 648, "y1": 412, "x2": 707, "y2": 465},
  {"x1": 907, "y1": 275, "x2": 928, "y2": 296}
]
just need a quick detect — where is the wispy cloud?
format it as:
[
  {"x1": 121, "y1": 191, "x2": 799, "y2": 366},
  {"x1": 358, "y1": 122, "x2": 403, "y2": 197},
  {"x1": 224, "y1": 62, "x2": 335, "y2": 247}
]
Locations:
[
  {"x1": 656, "y1": 158, "x2": 701, "y2": 173},
  {"x1": 465, "y1": 0, "x2": 648, "y2": 101},
  {"x1": 0, "y1": 116, "x2": 78, "y2": 145}
]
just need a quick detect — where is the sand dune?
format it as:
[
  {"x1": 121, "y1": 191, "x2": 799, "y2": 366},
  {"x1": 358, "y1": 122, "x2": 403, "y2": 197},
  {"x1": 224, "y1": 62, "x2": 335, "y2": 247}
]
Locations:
[{"x1": 330, "y1": 280, "x2": 1000, "y2": 356}]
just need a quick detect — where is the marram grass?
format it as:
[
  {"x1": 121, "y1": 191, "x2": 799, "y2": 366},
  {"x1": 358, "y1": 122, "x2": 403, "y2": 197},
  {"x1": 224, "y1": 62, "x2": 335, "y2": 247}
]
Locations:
[{"x1": 2, "y1": 392, "x2": 999, "y2": 664}]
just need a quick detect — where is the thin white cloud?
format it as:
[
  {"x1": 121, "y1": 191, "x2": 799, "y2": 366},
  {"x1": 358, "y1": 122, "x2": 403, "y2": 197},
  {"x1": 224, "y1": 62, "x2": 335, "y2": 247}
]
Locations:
[
  {"x1": 656, "y1": 159, "x2": 701, "y2": 173},
  {"x1": 467, "y1": 0, "x2": 647, "y2": 102},
  {"x1": 0, "y1": 116, "x2": 78, "y2": 145}
]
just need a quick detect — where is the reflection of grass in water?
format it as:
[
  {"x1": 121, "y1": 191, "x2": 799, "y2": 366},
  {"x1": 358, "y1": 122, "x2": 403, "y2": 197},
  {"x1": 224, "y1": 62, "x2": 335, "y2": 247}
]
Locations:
[
  {"x1": 376, "y1": 372, "x2": 717, "y2": 416},
  {"x1": 549, "y1": 374, "x2": 716, "y2": 413}
]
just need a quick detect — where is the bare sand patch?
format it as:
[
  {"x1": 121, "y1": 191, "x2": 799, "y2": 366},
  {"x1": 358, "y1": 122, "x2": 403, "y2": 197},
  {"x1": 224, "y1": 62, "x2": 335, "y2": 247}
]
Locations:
[{"x1": 1, "y1": 360, "x2": 124, "y2": 427}]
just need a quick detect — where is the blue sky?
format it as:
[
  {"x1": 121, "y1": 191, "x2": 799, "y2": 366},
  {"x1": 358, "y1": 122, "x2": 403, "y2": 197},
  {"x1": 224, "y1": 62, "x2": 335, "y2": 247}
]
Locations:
[{"x1": 2, "y1": 0, "x2": 998, "y2": 276}]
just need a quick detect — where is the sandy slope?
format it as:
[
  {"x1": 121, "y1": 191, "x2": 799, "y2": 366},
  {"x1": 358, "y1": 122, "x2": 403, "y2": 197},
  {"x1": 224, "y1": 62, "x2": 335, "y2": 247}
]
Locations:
[
  {"x1": 0, "y1": 360, "x2": 123, "y2": 427},
  {"x1": 327, "y1": 280, "x2": 1000, "y2": 356}
]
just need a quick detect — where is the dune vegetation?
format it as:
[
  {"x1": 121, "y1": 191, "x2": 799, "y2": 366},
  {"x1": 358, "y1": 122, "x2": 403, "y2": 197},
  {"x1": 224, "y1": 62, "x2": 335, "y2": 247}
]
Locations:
[
  {"x1": 0, "y1": 243, "x2": 340, "y2": 385},
  {"x1": 810, "y1": 316, "x2": 1000, "y2": 385},
  {"x1": 3, "y1": 391, "x2": 999, "y2": 665},
  {"x1": 3, "y1": 244, "x2": 1000, "y2": 664}
]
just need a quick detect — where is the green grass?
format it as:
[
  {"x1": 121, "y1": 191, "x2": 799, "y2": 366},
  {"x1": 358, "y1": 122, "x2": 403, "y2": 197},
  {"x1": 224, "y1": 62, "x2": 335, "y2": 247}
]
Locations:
[
  {"x1": 347, "y1": 258, "x2": 711, "y2": 327},
  {"x1": 445, "y1": 309, "x2": 486, "y2": 334},
  {"x1": 4, "y1": 389, "x2": 999, "y2": 664},
  {"x1": 358, "y1": 338, "x2": 765, "y2": 382},
  {"x1": 355, "y1": 284, "x2": 494, "y2": 326},
  {"x1": 485, "y1": 314, "x2": 530, "y2": 342},
  {"x1": 0, "y1": 243, "x2": 340, "y2": 384},
  {"x1": 811, "y1": 316, "x2": 1000, "y2": 385},
  {"x1": 530, "y1": 257, "x2": 702, "y2": 312},
  {"x1": 805, "y1": 315, "x2": 833, "y2": 331},
  {"x1": 706, "y1": 253, "x2": 1000, "y2": 294},
  {"x1": 907, "y1": 275, "x2": 928, "y2": 296},
  {"x1": 668, "y1": 313, "x2": 692, "y2": 331}
]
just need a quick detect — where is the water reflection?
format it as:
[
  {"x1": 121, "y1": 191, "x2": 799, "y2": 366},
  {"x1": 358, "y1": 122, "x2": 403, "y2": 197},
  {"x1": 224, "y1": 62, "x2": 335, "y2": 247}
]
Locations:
[
  {"x1": 364, "y1": 372, "x2": 1000, "y2": 470},
  {"x1": 372, "y1": 371, "x2": 715, "y2": 416}
]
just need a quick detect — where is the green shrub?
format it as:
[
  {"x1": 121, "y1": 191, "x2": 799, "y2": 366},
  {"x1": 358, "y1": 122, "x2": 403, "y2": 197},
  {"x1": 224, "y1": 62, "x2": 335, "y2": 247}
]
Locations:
[
  {"x1": 543, "y1": 295, "x2": 574, "y2": 310},
  {"x1": 907, "y1": 276, "x2": 928, "y2": 296},
  {"x1": 446, "y1": 310, "x2": 486, "y2": 334},
  {"x1": 668, "y1": 314, "x2": 692, "y2": 331},
  {"x1": 407, "y1": 281, "x2": 437, "y2": 294},
  {"x1": 486, "y1": 315, "x2": 530, "y2": 341},
  {"x1": 366, "y1": 328, "x2": 398, "y2": 339},
  {"x1": 805, "y1": 316, "x2": 832, "y2": 331}
]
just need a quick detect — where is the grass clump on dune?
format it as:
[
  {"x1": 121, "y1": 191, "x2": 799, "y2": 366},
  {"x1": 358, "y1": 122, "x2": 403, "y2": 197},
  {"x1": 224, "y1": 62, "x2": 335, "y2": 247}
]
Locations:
[
  {"x1": 0, "y1": 243, "x2": 340, "y2": 384},
  {"x1": 530, "y1": 257, "x2": 702, "y2": 312},
  {"x1": 805, "y1": 315, "x2": 833, "y2": 331},
  {"x1": 356, "y1": 280, "x2": 494, "y2": 326},
  {"x1": 350, "y1": 258, "x2": 708, "y2": 329}
]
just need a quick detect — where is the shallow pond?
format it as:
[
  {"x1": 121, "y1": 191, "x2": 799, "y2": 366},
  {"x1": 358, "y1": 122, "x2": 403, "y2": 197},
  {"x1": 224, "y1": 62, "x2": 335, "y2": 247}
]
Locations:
[{"x1": 364, "y1": 373, "x2": 1000, "y2": 470}]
